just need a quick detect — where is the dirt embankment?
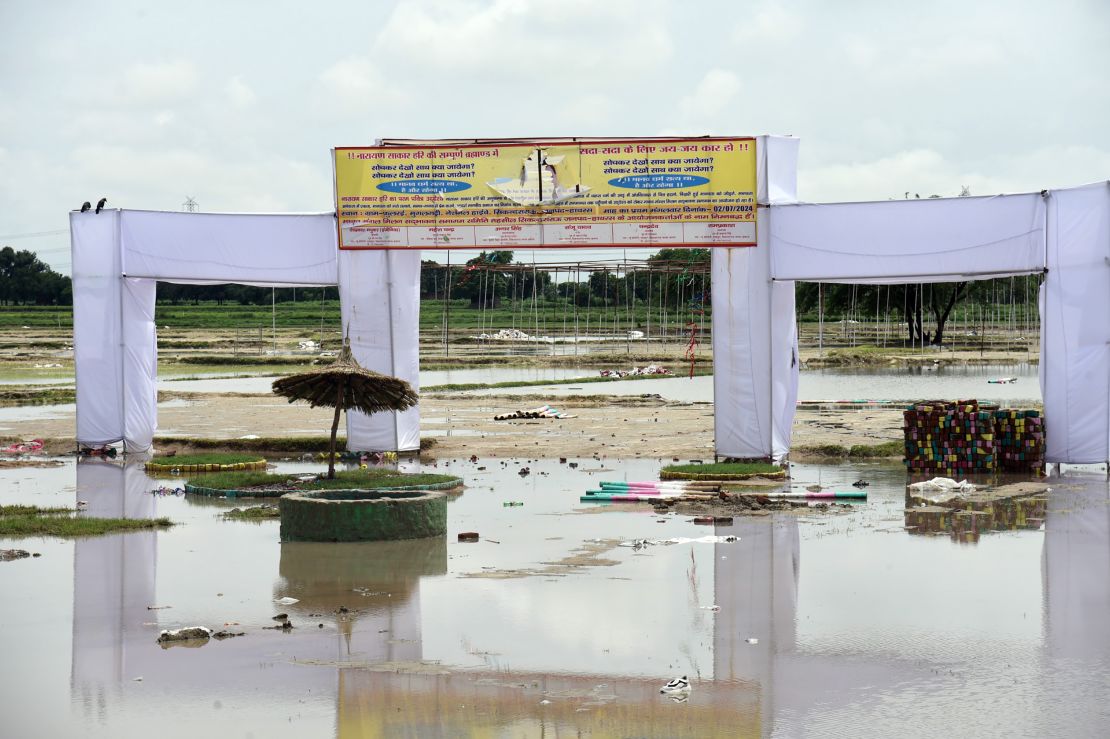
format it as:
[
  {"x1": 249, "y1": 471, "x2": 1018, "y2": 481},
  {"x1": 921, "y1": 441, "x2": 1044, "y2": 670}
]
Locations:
[{"x1": 2, "y1": 390, "x2": 906, "y2": 461}]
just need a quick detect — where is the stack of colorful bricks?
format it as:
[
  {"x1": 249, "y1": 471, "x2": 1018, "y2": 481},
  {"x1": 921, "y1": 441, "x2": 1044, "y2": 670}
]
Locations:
[
  {"x1": 994, "y1": 409, "x2": 1045, "y2": 473},
  {"x1": 904, "y1": 400, "x2": 1045, "y2": 475},
  {"x1": 903, "y1": 400, "x2": 996, "y2": 475}
]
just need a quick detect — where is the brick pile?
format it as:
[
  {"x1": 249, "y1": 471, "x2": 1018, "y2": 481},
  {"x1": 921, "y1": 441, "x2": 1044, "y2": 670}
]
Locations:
[
  {"x1": 903, "y1": 400, "x2": 1044, "y2": 475},
  {"x1": 903, "y1": 400, "x2": 996, "y2": 475},
  {"x1": 994, "y1": 409, "x2": 1045, "y2": 473}
]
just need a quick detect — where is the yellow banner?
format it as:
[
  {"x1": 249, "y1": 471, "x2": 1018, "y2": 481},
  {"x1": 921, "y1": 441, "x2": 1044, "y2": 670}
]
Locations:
[{"x1": 334, "y1": 138, "x2": 756, "y2": 249}]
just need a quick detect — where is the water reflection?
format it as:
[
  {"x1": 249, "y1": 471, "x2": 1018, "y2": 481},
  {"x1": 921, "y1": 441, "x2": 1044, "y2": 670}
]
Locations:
[
  {"x1": 26, "y1": 460, "x2": 1109, "y2": 737},
  {"x1": 71, "y1": 458, "x2": 158, "y2": 725},
  {"x1": 1044, "y1": 470, "x2": 1110, "y2": 660},
  {"x1": 904, "y1": 476, "x2": 1048, "y2": 543},
  {"x1": 275, "y1": 538, "x2": 447, "y2": 660}
]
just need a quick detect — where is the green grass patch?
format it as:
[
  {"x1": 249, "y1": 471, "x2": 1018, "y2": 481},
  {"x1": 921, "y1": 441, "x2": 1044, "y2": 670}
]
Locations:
[
  {"x1": 194, "y1": 468, "x2": 459, "y2": 493},
  {"x1": 223, "y1": 505, "x2": 280, "y2": 520},
  {"x1": 0, "y1": 504, "x2": 71, "y2": 516},
  {"x1": 662, "y1": 461, "x2": 783, "y2": 476},
  {"x1": 848, "y1": 441, "x2": 904, "y2": 458},
  {"x1": 153, "y1": 452, "x2": 265, "y2": 466},
  {"x1": 0, "y1": 505, "x2": 173, "y2": 537},
  {"x1": 792, "y1": 441, "x2": 904, "y2": 459},
  {"x1": 0, "y1": 387, "x2": 75, "y2": 406}
]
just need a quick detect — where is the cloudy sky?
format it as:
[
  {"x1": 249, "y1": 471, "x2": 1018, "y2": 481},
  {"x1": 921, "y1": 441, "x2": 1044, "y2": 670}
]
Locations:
[{"x1": 2, "y1": 0, "x2": 1107, "y2": 275}]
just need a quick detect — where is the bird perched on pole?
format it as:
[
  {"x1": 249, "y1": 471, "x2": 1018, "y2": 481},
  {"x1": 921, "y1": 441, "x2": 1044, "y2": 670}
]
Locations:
[
  {"x1": 95, "y1": 197, "x2": 107, "y2": 214},
  {"x1": 80, "y1": 201, "x2": 91, "y2": 212}
]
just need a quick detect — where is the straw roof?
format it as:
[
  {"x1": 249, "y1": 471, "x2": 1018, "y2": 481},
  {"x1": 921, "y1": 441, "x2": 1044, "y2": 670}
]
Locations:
[{"x1": 271, "y1": 341, "x2": 418, "y2": 415}]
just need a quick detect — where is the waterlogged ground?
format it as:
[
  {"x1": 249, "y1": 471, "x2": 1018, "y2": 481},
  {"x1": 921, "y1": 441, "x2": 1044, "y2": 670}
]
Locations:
[{"x1": 1, "y1": 456, "x2": 1108, "y2": 738}]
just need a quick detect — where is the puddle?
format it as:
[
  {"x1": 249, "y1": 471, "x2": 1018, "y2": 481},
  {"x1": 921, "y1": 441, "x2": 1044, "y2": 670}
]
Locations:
[
  {"x1": 460, "y1": 363, "x2": 1043, "y2": 403},
  {"x1": 1, "y1": 456, "x2": 1108, "y2": 737}
]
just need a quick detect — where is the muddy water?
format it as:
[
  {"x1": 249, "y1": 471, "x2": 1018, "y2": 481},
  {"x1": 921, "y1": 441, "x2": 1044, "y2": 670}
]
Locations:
[
  {"x1": 461, "y1": 363, "x2": 1042, "y2": 404},
  {"x1": 157, "y1": 366, "x2": 592, "y2": 395},
  {"x1": 1, "y1": 457, "x2": 1107, "y2": 737},
  {"x1": 11, "y1": 363, "x2": 1041, "y2": 406}
]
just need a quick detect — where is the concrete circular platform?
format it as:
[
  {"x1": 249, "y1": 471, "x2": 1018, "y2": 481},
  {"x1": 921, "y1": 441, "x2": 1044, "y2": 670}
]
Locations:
[{"x1": 279, "y1": 489, "x2": 447, "y2": 542}]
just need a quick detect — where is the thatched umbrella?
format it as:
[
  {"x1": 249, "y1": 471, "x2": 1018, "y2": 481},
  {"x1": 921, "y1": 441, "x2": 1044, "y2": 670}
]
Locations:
[{"x1": 271, "y1": 340, "x2": 418, "y2": 478}]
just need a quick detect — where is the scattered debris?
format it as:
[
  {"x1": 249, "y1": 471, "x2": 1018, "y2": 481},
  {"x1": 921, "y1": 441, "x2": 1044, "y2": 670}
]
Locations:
[
  {"x1": 746, "y1": 637, "x2": 759, "y2": 645},
  {"x1": 272, "y1": 613, "x2": 288, "y2": 621},
  {"x1": 660, "y1": 676, "x2": 691, "y2": 694},
  {"x1": 212, "y1": 630, "x2": 244, "y2": 640},
  {"x1": 263, "y1": 621, "x2": 294, "y2": 631},
  {"x1": 852, "y1": 479, "x2": 870, "y2": 488},
  {"x1": 457, "y1": 532, "x2": 480, "y2": 542},
  {"x1": 157, "y1": 627, "x2": 212, "y2": 645},
  {"x1": 274, "y1": 596, "x2": 299, "y2": 605},
  {"x1": 1, "y1": 438, "x2": 44, "y2": 455},
  {"x1": 494, "y1": 405, "x2": 576, "y2": 420},
  {"x1": 599, "y1": 365, "x2": 671, "y2": 378},
  {"x1": 1, "y1": 549, "x2": 32, "y2": 561},
  {"x1": 503, "y1": 501, "x2": 524, "y2": 507},
  {"x1": 147, "y1": 605, "x2": 173, "y2": 610}
]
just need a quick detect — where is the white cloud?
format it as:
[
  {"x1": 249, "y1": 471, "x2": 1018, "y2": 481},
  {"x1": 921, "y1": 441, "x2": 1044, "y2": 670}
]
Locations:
[
  {"x1": 799, "y1": 143, "x2": 1110, "y2": 204},
  {"x1": 734, "y1": 2, "x2": 801, "y2": 42},
  {"x1": 117, "y1": 60, "x2": 199, "y2": 105},
  {"x1": 318, "y1": 58, "x2": 408, "y2": 109},
  {"x1": 376, "y1": 0, "x2": 673, "y2": 84},
  {"x1": 224, "y1": 76, "x2": 256, "y2": 109},
  {"x1": 680, "y1": 69, "x2": 741, "y2": 122}
]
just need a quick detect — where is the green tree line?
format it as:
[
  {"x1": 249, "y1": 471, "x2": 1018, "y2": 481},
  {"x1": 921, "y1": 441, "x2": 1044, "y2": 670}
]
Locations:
[{"x1": 0, "y1": 247, "x2": 72, "y2": 305}]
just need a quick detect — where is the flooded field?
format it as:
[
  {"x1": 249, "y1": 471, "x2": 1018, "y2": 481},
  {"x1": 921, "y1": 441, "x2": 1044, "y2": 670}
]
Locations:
[
  {"x1": 2, "y1": 456, "x2": 1107, "y2": 737},
  {"x1": 2, "y1": 363, "x2": 1042, "y2": 406},
  {"x1": 459, "y1": 363, "x2": 1042, "y2": 404}
]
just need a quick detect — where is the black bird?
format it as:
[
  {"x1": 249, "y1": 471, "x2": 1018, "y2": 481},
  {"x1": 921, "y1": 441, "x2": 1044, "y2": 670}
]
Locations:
[
  {"x1": 80, "y1": 202, "x2": 91, "y2": 213},
  {"x1": 95, "y1": 197, "x2": 107, "y2": 214}
]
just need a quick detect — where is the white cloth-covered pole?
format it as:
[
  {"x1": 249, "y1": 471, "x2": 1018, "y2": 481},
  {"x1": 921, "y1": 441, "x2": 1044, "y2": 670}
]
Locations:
[
  {"x1": 712, "y1": 242, "x2": 772, "y2": 458},
  {"x1": 770, "y1": 279, "x2": 800, "y2": 458},
  {"x1": 1042, "y1": 182, "x2": 1110, "y2": 463},
  {"x1": 338, "y1": 249, "x2": 421, "y2": 451},
  {"x1": 72, "y1": 210, "x2": 125, "y2": 447},
  {"x1": 712, "y1": 135, "x2": 800, "y2": 460},
  {"x1": 121, "y1": 278, "x2": 158, "y2": 452}
]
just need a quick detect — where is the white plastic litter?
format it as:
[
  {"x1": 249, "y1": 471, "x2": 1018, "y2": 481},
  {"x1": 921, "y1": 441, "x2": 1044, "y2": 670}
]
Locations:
[
  {"x1": 666, "y1": 535, "x2": 739, "y2": 545},
  {"x1": 274, "y1": 596, "x2": 299, "y2": 605},
  {"x1": 907, "y1": 477, "x2": 979, "y2": 492}
]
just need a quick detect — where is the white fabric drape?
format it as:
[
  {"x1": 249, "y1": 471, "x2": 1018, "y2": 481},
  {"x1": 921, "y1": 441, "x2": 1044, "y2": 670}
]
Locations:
[
  {"x1": 757, "y1": 135, "x2": 800, "y2": 206},
  {"x1": 711, "y1": 137, "x2": 800, "y2": 461},
  {"x1": 769, "y1": 193, "x2": 1046, "y2": 284},
  {"x1": 1042, "y1": 182, "x2": 1110, "y2": 463},
  {"x1": 72, "y1": 210, "x2": 125, "y2": 446},
  {"x1": 121, "y1": 278, "x2": 157, "y2": 452},
  {"x1": 338, "y1": 249, "x2": 422, "y2": 451},
  {"x1": 120, "y1": 210, "x2": 338, "y2": 286},
  {"x1": 711, "y1": 237, "x2": 799, "y2": 461}
]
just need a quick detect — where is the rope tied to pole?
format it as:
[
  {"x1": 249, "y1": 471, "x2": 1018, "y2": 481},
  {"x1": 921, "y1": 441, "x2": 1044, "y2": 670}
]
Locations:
[{"x1": 685, "y1": 320, "x2": 700, "y2": 378}]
